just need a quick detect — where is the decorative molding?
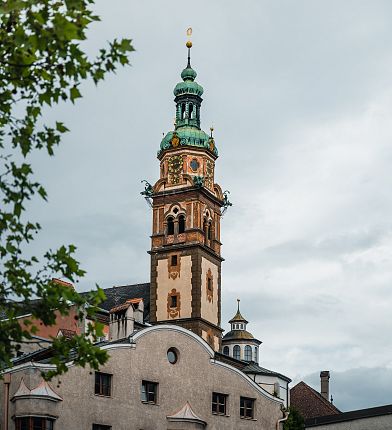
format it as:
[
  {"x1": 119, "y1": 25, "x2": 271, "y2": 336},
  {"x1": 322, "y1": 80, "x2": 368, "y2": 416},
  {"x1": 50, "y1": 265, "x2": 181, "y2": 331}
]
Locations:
[
  {"x1": 206, "y1": 268, "x2": 213, "y2": 303},
  {"x1": 168, "y1": 253, "x2": 181, "y2": 279},
  {"x1": 167, "y1": 289, "x2": 181, "y2": 319}
]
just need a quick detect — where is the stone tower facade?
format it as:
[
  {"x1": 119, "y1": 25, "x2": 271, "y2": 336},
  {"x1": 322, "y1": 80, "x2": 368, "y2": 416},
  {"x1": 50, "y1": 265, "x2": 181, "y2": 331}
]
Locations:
[{"x1": 149, "y1": 41, "x2": 226, "y2": 351}]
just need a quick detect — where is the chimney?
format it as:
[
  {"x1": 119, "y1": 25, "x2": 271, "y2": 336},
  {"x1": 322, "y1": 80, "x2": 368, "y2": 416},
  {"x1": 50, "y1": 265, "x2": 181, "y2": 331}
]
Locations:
[{"x1": 320, "y1": 371, "x2": 330, "y2": 401}]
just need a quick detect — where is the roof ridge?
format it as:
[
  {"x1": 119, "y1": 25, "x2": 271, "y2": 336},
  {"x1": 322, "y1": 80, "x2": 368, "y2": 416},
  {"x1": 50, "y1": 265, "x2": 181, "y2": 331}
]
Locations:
[{"x1": 296, "y1": 381, "x2": 340, "y2": 413}]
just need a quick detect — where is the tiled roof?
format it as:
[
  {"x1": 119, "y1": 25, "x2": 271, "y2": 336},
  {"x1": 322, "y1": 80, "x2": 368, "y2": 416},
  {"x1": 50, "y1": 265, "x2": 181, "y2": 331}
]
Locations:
[
  {"x1": 290, "y1": 381, "x2": 341, "y2": 420},
  {"x1": 305, "y1": 403, "x2": 392, "y2": 427},
  {"x1": 84, "y1": 283, "x2": 150, "y2": 321},
  {"x1": 242, "y1": 362, "x2": 292, "y2": 382}
]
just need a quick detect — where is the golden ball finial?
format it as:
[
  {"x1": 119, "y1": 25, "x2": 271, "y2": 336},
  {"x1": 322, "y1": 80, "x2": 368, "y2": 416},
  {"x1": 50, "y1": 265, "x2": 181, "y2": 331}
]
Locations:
[{"x1": 186, "y1": 40, "x2": 192, "y2": 48}]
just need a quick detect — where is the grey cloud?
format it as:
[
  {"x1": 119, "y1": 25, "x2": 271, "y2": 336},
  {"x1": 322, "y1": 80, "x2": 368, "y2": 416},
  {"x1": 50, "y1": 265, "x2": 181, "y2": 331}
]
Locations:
[{"x1": 303, "y1": 367, "x2": 392, "y2": 411}]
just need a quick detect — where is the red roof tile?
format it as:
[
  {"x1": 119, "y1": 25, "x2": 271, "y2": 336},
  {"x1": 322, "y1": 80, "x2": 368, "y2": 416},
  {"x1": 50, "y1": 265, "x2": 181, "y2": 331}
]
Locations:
[{"x1": 290, "y1": 381, "x2": 341, "y2": 419}]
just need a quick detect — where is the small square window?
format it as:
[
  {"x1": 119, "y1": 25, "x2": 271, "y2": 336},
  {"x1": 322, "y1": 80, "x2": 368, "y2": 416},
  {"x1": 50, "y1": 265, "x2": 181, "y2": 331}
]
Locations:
[
  {"x1": 95, "y1": 372, "x2": 112, "y2": 397},
  {"x1": 171, "y1": 255, "x2": 178, "y2": 266},
  {"x1": 212, "y1": 392, "x2": 227, "y2": 415},
  {"x1": 141, "y1": 380, "x2": 158, "y2": 404},
  {"x1": 240, "y1": 397, "x2": 255, "y2": 419}
]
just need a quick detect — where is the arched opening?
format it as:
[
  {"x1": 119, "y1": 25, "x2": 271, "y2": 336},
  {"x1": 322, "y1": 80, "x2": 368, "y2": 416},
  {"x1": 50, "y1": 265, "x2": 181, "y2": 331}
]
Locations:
[
  {"x1": 178, "y1": 214, "x2": 185, "y2": 234},
  {"x1": 244, "y1": 345, "x2": 252, "y2": 361},
  {"x1": 223, "y1": 346, "x2": 229, "y2": 356},
  {"x1": 181, "y1": 103, "x2": 186, "y2": 119},
  {"x1": 189, "y1": 103, "x2": 194, "y2": 118},
  {"x1": 233, "y1": 345, "x2": 240, "y2": 360},
  {"x1": 167, "y1": 217, "x2": 174, "y2": 235},
  {"x1": 207, "y1": 222, "x2": 212, "y2": 240}
]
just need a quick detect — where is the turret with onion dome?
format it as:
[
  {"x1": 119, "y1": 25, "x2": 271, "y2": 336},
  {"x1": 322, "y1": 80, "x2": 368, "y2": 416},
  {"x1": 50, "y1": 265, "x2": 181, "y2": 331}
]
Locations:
[
  {"x1": 158, "y1": 36, "x2": 218, "y2": 157},
  {"x1": 221, "y1": 300, "x2": 262, "y2": 363}
]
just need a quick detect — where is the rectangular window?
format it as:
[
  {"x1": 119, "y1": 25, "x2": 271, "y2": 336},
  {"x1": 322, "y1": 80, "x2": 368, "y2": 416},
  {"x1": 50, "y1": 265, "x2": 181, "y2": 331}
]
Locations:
[
  {"x1": 92, "y1": 425, "x2": 111, "y2": 430},
  {"x1": 15, "y1": 418, "x2": 54, "y2": 430},
  {"x1": 240, "y1": 397, "x2": 255, "y2": 419},
  {"x1": 212, "y1": 392, "x2": 227, "y2": 415},
  {"x1": 171, "y1": 255, "x2": 178, "y2": 266},
  {"x1": 95, "y1": 372, "x2": 112, "y2": 397},
  {"x1": 170, "y1": 295, "x2": 177, "y2": 308},
  {"x1": 141, "y1": 380, "x2": 158, "y2": 404}
]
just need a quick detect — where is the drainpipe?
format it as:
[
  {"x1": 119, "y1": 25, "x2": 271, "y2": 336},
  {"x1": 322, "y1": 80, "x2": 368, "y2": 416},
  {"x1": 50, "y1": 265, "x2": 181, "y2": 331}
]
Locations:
[
  {"x1": 3, "y1": 373, "x2": 11, "y2": 430},
  {"x1": 276, "y1": 409, "x2": 289, "y2": 430}
]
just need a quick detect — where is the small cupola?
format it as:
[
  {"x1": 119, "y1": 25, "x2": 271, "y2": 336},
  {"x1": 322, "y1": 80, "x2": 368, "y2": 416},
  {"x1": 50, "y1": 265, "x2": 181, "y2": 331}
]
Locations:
[
  {"x1": 229, "y1": 299, "x2": 249, "y2": 331},
  {"x1": 222, "y1": 299, "x2": 262, "y2": 363}
]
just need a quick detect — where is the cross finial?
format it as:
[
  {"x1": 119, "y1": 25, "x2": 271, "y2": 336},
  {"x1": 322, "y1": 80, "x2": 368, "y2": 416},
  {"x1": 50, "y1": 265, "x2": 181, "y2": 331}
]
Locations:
[
  {"x1": 237, "y1": 298, "x2": 240, "y2": 312},
  {"x1": 210, "y1": 126, "x2": 214, "y2": 138}
]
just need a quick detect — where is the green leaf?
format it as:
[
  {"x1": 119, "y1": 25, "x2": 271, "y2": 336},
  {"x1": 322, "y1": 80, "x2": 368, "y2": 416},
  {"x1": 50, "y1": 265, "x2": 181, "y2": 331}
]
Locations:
[
  {"x1": 70, "y1": 86, "x2": 81, "y2": 103},
  {"x1": 56, "y1": 122, "x2": 69, "y2": 133}
]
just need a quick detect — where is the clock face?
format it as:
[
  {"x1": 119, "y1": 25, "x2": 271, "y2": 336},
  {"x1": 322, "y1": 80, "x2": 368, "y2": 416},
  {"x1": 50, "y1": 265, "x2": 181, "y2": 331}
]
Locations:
[{"x1": 190, "y1": 158, "x2": 199, "y2": 172}]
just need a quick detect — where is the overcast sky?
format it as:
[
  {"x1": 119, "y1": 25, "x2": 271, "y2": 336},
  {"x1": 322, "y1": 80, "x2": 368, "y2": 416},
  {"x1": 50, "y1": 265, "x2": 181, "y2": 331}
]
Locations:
[{"x1": 29, "y1": 1, "x2": 392, "y2": 411}]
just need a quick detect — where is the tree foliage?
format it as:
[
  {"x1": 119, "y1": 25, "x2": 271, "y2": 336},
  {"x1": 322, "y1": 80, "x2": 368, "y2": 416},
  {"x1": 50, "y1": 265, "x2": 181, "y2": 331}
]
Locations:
[
  {"x1": 283, "y1": 407, "x2": 305, "y2": 430},
  {"x1": 0, "y1": 0, "x2": 134, "y2": 377}
]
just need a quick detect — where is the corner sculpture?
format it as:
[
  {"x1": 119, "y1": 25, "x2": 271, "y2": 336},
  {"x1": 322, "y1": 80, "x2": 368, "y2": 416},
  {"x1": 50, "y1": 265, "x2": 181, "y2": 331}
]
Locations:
[
  {"x1": 140, "y1": 180, "x2": 153, "y2": 208},
  {"x1": 221, "y1": 190, "x2": 233, "y2": 216}
]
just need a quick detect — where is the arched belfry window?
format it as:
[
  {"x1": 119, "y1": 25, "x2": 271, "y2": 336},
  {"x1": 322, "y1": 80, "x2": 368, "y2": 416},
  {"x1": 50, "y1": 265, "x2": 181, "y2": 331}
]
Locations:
[
  {"x1": 244, "y1": 345, "x2": 252, "y2": 361},
  {"x1": 207, "y1": 222, "x2": 212, "y2": 240},
  {"x1": 167, "y1": 217, "x2": 174, "y2": 235},
  {"x1": 233, "y1": 345, "x2": 240, "y2": 360},
  {"x1": 189, "y1": 103, "x2": 194, "y2": 119},
  {"x1": 178, "y1": 214, "x2": 185, "y2": 234},
  {"x1": 223, "y1": 346, "x2": 229, "y2": 356},
  {"x1": 181, "y1": 103, "x2": 186, "y2": 120}
]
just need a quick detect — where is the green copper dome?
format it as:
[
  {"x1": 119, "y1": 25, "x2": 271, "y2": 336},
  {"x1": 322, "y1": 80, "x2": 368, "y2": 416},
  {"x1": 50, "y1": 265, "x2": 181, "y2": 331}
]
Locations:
[
  {"x1": 159, "y1": 127, "x2": 218, "y2": 156},
  {"x1": 181, "y1": 65, "x2": 197, "y2": 81},
  {"x1": 174, "y1": 79, "x2": 204, "y2": 97}
]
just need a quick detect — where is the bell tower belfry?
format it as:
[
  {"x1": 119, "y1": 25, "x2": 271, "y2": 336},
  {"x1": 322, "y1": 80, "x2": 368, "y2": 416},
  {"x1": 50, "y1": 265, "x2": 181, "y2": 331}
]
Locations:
[{"x1": 148, "y1": 35, "x2": 228, "y2": 351}]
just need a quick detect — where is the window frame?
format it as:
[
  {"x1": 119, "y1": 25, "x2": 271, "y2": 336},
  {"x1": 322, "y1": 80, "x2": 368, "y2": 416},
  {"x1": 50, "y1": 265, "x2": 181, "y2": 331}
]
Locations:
[
  {"x1": 15, "y1": 417, "x2": 54, "y2": 430},
  {"x1": 240, "y1": 396, "x2": 255, "y2": 419},
  {"x1": 222, "y1": 346, "x2": 229, "y2": 356},
  {"x1": 141, "y1": 380, "x2": 159, "y2": 404},
  {"x1": 244, "y1": 345, "x2": 252, "y2": 361},
  {"x1": 233, "y1": 345, "x2": 241, "y2": 360},
  {"x1": 94, "y1": 371, "x2": 112, "y2": 397},
  {"x1": 212, "y1": 392, "x2": 228, "y2": 416}
]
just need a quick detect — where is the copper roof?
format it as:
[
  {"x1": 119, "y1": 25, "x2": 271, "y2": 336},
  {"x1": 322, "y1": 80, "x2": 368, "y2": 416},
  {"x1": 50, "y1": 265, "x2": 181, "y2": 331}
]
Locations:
[
  {"x1": 222, "y1": 329, "x2": 258, "y2": 341},
  {"x1": 290, "y1": 381, "x2": 341, "y2": 420}
]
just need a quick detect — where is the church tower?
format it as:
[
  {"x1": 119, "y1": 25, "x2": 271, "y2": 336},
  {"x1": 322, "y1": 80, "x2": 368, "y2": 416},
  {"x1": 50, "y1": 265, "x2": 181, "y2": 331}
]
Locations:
[{"x1": 148, "y1": 36, "x2": 228, "y2": 351}]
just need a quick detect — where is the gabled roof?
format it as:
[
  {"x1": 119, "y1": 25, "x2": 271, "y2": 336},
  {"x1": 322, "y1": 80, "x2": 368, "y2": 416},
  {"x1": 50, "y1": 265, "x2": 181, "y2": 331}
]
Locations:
[{"x1": 290, "y1": 381, "x2": 340, "y2": 419}]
